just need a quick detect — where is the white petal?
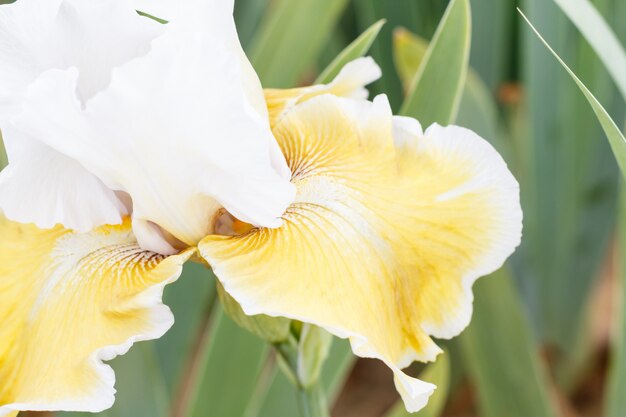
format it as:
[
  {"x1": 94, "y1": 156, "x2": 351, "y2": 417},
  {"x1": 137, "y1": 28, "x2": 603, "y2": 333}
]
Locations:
[
  {"x1": 16, "y1": 9, "x2": 296, "y2": 248},
  {"x1": 221, "y1": 5, "x2": 290, "y2": 180},
  {"x1": 132, "y1": 218, "x2": 179, "y2": 256},
  {"x1": 0, "y1": 126, "x2": 127, "y2": 232},
  {"x1": 0, "y1": 0, "x2": 162, "y2": 119},
  {"x1": 0, "y1": 0, "x2": 62, "y2": 119},
  {"x1": 132, "y1": 0, "x2": 287, "y2": 180},
  {"x1": 330, "y1": 57, "x2": 383, "y2": 99},
  {"x1": 393, "y1": 369, "x2": 437, "y2": 413},
  {"x1": 392, "y1": 115, "x2": 424, "y2": 149},
  {"x1": 0, "y1": 0, "x2": 163, "y2": 232},
  {"x1": 54, "y1": 0, "x2": 163, "y2": 101}
]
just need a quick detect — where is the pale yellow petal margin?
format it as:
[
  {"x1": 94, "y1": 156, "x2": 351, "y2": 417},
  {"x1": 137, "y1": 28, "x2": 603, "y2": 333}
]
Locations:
[
  {"x1": 264, "y1": 57, "x2": 381, "y2": 128},
  {"x1": 0, "y1": 217, "x2": 194, "y2": 416},
  {"x1": 199, "y1": 94, "x2": 522, "y2": 412}
]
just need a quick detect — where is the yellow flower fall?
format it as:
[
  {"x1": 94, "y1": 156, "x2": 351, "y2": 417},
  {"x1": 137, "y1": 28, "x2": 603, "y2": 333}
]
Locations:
[
  {"x1": 199, "y1": 93, "x2": 521, "y2": 410},
  {"x1": 0, "y1": 218, "x2": 193, "y2": 415}
]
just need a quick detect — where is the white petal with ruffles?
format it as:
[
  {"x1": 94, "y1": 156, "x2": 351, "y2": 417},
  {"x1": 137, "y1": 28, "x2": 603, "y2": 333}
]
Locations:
[
  {"x1": 0, "y1": 127, "x2": 127, "y2": 232},
  {"x1": 0, "y1": 0, "x2": 162, "y2": 232},
  {"x1": 13, "y1": 0, "x2": 295, "y2": 251}
]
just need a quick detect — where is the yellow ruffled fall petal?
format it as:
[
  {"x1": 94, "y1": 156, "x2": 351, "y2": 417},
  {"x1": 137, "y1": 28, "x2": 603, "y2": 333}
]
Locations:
[
  {"x1": 199, "y1": 94, "x2": 521, "y2": 411},
  {"x1": 264, "y1": 57, "x2": 381, "y2": 128},
  {"x1": 0, "y1": 217, "x2": 194, "y2": 416}
]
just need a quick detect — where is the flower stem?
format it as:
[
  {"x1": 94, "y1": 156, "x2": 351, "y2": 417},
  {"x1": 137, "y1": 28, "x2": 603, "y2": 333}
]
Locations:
[{"x1": 297, "y1": 383, "x2": 330, "y2": 417}]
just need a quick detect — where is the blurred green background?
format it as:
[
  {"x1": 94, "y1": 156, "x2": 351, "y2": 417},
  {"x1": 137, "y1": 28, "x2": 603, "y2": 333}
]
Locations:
[{"x1": 9, "y1": 0, "x2": 626, "y2": 416}]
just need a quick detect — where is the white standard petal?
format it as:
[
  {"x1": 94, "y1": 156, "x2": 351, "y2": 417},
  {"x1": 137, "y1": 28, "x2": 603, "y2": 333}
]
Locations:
[
  {"x1": 0, "y1": 0, "x2": 62, "y2": 118},
  {"x1": 0, "y1": 0, "x2": 163, "y2": 232},
  {"x1": 15, "y1": 8, "x2": 296, "y2": 250},
  {"x1": 0, "y1": 127, "x2": 127, "y2": 232},
  {"x1": 133, "y1": 0, "x2": 289, "y2": 179},
  {"x1": 0, "y1": 0, "x2": 163, "y2": 118}
]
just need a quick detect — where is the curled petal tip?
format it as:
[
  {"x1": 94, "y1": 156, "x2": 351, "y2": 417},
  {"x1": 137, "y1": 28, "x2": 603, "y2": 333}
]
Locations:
[{"x1": 393, "y1": 370, "x2": 437, "y2": 413}]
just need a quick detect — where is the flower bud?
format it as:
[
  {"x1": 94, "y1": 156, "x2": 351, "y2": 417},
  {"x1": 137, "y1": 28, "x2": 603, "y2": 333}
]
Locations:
[{"x1": 296, "y1": 324, "x2": 333, "y2": 388}]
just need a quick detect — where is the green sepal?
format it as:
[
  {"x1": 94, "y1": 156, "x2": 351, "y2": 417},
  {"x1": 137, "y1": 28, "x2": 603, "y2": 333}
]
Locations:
[{"x1": 216, "y1": 281, "x2": 292, "y2": 344}]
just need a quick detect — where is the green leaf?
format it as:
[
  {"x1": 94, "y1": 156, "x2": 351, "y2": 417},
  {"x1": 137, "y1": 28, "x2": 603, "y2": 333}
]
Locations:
[
  {"x1": 605, "y1": 184, "x2": 626, "y2": 417},
  {"x1": 181, "y1": 307, "x2": 270, "y2": 417},
  {"x1": 0, "y1": 130, "x2": 7, "y2": 170},
  {"x1": 320, "y1": 340, "x2": 355, "y2": 399},
  {"x1": 315, "y1": 19, "x2": 385, "y2": 85},
  {"x1": 384, "y1": 351, "x2": 450, "y2": 417},
  {"x1": 249, "y1": 0, "x2": 349, "y2": 87},
  {"x1": 468, "y1": 0, "x2": 517, "y2": 90},
  {"x1": 59, "y1": 344, "x2": 171, "y2": 417},
  {"x1": 457, "y1": 71, "x2": 499, "y2": 149},
  {"x1": 105, "y1": 344, "x2": 170, "y2": 417},
  {"x1": 393, "y1": 27, "x2": 504, "y2": 154},
  {"x1": 516, "y1": 0, "x2": 620, "y2": 366},
  {"x1": 399, "y1": 0, "x2": 471, "y2": 126},
  {"x1": 156, "y1": 262, "x2": 217, "y2": 394},
  {"x1": 459, "y1": 270, "x2": 557, "y2": 417},
  {"x1": 519, "y1": 10, "x2": 626, "y2": 181},
  {"x1": 552, "y1": 0, "x2": 626, "y2": 101},
  {"x1": 353, "y1": 0, "x2": 447, "y2": 110},
  {"x1": 57, "y1": 264, "x2": 216, "y2": 417},
  {"x1": 136, "y1": 10, "x2": 167, "y2": 24},
  {"x1": 392, "y1": 28, "x2": 429, "y2": 92},
  {"x1": 234, "y1": 0, "x2": 268, "y2": 50}
]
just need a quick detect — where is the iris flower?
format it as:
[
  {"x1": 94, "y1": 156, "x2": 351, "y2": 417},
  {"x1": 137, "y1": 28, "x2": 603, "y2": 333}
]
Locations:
[{"x1": 0, "y1": 0, "x2": 522, "y2": 415}]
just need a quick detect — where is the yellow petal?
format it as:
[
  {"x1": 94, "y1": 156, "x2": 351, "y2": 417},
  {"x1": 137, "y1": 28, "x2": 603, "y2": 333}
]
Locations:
[
  {"x1": 264, "y1": 57, "x2": 381, "y2": 128},
  {"x1": 0, "y1": 217, "x2": 193, "y2": 416},
  {"x1": 199, "y1": 94, "x2": 521, "y2": 411}
]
